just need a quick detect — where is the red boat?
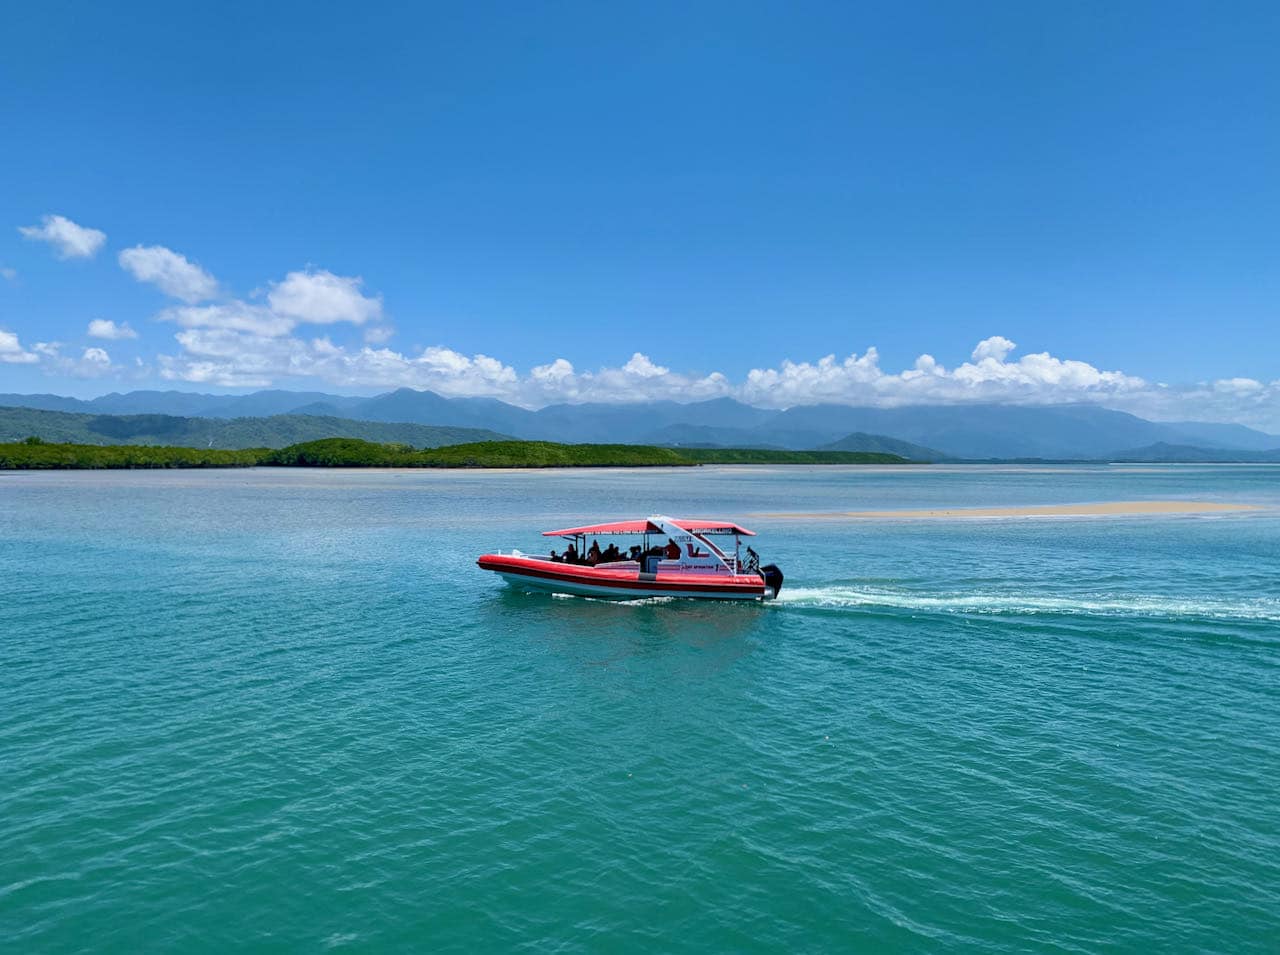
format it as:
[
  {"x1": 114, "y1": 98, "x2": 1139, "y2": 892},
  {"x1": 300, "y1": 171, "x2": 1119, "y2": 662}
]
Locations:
[{"x1": 477, "y1": 515, "x2": 784, "y2": 601}]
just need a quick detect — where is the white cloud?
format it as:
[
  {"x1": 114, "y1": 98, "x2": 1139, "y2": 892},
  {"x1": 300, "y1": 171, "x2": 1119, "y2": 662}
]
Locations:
[
  {"x1": 622, "y1": 352, "x2": 669, "y2": 378},
  {"x1": 971, "y1": 335, "x2": 1016, "y2": 362},
  {"x1": 0, "y1": 266, "x2": 16, "y2": 282},
  {"x1": 267, "y1": 269, "x2": 382, "y2": 325},
  {"x1": 80, "y1": 347, "x2": 112, "y2": 369},
  {"x1": 156, "y1": 331, "x2": 729, "y2": 405},
  {"x1": 1105, "y1": 375, "x2": 1280, "y2": 430},
  {"x1": 13, "y1": 340, "x2": 116, "y2": 377},
  {"x1": 33, "y1": 225, "x2": 1258, "y2": 430},
  {"x1": 87, "y1": 319, "x2": 139, "y2": 340},
  {"x1": 158, "y1": 302, "x2": 295, "y2": 337},
  {"x1": 1213, "y1": 377, "x2": 1264, "y2": 394},
  {"x1": 150, "y1": 331, "x2": 1280, "y2": 429},
  {"x1": 119, "y1": 245, "x2": 218, "y2": 302},
  {"x1": 158, "y1": 331, "x2": 519, "y2": 393},
  {"x1": 531, "y1": 358, "x2": 575, "y2": 384},
  {"x1": 146, "y1": 267, "x2": 388, "y2": 364},
  {"x1": 18, "y1": 214, "x2": 107, "y2": 259},
  {"x1": 738, "y1": 338, "x2": 1148, "y2": 408},
  {"x1": 0, "y1": 329, "x2": 39, "y2": 364}
]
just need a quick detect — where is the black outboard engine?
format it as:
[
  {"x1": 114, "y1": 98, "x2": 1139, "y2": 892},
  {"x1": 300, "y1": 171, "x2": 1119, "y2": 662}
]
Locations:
[{"x1": 759, "y1": 564, "x2": 784, "y2": 598}]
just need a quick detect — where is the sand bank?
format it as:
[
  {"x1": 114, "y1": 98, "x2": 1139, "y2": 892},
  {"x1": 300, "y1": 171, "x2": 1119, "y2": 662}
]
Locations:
[{"x1": 755, "y1": 501, "x2": 1260, "y2": 520}]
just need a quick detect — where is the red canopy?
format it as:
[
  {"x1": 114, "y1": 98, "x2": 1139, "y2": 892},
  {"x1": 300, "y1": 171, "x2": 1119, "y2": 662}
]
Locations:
[{"x1": 543, "y1": 518, "x2": 755, "y2": 537}]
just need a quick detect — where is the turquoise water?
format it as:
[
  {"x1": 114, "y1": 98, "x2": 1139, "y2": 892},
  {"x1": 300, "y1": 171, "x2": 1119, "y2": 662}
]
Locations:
[{"x1": 2, "y1": 465, "x2": 1278, "y2": 952}]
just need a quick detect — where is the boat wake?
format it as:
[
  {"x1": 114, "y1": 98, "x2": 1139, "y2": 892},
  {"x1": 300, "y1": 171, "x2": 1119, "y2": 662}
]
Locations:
[
  {"x1": 549, "y1": 592, "x2": 679, "y2": 605},
  {"x1": 775, "y1": 585, "x2": 1280, "y2": 622}
]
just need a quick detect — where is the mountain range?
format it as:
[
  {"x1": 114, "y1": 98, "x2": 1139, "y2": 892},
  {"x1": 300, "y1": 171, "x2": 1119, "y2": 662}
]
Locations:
[
  {"x1": 2, "y1": 389, "x2": 1278, "y2": 461},
  {"x1": 0, "y1": 406, "x2": 505, "y2": 450}
]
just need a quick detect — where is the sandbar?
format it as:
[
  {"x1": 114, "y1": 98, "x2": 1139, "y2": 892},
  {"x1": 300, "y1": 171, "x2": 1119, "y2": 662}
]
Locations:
[{"x1": 755, "y1": 501, "x2": 1260, "y2": 520}]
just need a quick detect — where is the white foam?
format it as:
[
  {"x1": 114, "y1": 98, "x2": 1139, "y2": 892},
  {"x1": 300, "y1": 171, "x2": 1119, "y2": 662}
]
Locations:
[
  {"x1": 547, "y1": 592, "x2": 677, "y2": 605},
  {"x1": 775, "y1": 586, "x2": 1280, "y2": 622}
]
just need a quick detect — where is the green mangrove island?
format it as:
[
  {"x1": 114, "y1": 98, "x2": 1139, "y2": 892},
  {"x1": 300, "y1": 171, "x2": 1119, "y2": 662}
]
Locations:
[{"x1": 0, "y1": 436, "x2": 908, "y2": 470}]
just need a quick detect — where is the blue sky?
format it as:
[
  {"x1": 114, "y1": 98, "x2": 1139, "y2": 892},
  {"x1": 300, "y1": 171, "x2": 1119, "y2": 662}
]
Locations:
[{"x1": 1, "y1": 1, "x2": 1277, "y2": 424}]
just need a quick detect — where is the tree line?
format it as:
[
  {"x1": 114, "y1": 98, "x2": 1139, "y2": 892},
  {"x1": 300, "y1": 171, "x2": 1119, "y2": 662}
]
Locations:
[{"x1": 1, "y1": 436, "x2": 907, "y2": 470}]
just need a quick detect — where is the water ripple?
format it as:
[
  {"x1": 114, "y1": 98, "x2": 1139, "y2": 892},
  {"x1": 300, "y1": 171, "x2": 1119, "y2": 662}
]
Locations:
[{"x1": 3, "y1": 467, "x2": 1278, "y2": 952}]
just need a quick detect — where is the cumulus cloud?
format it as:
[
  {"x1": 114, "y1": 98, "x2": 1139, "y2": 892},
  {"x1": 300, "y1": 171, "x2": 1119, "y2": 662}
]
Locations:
[
  {"x1": 18, "y1": 214, "x2": 107, "y2": 259},
  {"x1": 65, "y1": 230, "x2": 1273, "y2": 430},
  {"x1": 80, "y1": 347, "x2": 112, "y2": 371},
  {"x1": 1213, "y1": 377, "x2": 1264, "y2": 394},
  {"x1": 622, "y1": 352, "x2": 669, "y2": 378},
  {"x1": 1104, "y1": 376, "x2": 1280, "y2": 429},
  {"x1": 13, "y1": 340, "x2": 116, "y2": 377},
  {"x1": 970, "y1": 335, "x2": 1016, "y2": 362},
  {"x1": 267, "y1": 269, "x2": 382, "y2": 325},
  {"x1": 119, "y1": 245, "x2": 218, "y2": 302},
  {"x1": 533, "y1": 357, "x2": 728, "y2": 405},
  {"x1": 149, "y1": 331, "x2": 1280, "y2": 428},
  {"x1": 87, "y1": 319, "x2": 139, "y2": 340},
  {"x1": 158, "y1": 301, "x2": 295, "y2": 337},
  {"x1": 158, "y1": 329, "x2": 518, "y2": 392},
  {"x1": 156, "y1": 329, "x2": 729, "y2": 404},
  {"x1": 0, "y1": 329, "x2": 39, "y2": 364},
  {"x1": 143, "y1": 267, "x2": 387, "y2": 366},
  {"x1": 738, "y1": 338, "x2": 1147, "y2": 408}
]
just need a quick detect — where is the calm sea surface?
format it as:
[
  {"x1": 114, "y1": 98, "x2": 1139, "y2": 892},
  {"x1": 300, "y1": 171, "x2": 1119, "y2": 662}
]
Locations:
[{"x1": 2, "y1": 465, "x2": 1278, "y2": 952}]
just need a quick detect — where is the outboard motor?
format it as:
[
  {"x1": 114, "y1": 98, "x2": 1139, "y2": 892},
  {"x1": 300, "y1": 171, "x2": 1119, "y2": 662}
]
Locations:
[{"x1": 759, "y1": 564, "x2": 784, "y2": 598}]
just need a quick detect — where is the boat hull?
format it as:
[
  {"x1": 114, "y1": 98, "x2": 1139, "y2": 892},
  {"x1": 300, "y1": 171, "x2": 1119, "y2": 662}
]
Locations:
[{"x1": 477, "y1": 554, "x2": 773, "y2": 601}]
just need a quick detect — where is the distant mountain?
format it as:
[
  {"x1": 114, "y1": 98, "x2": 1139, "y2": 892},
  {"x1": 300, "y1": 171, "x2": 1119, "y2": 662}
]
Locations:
[
  {"x1": 639, "y1": 423, "x2": 776, "y2": 448},
  {"x1": 352, "y1": 388, "x2": 541, "y2": 435},
  {"x1": 817, "y1": 432, "x2": 949, "y2": 462},
  {"x1": 86, "y1": 390, "x2": 244, "y2": 416},
  {"x1": 0, "y1": 393, "x2": 94, "y2": 413},
  {"x1": 747, "y1": 404, "x2": 1160, "y2": 458},
  {"x1": 518, "y1": 398, "x2": 768, "y2": 443},
  {"x1": 1109, "y1": 442, "x2": 1280, "y2": 463},
  {"x1": 205, "y1": 390, "x2": 369, "y2": 418},
  {"x1": 0, "y1": 406, "x2": 507, "y2": 450},
  {"x1": 2, "y1": 389, "x2": 1278, "y2": 461},
  {"x1": 82, "y1": 389, "x2": 371, "y2": 419},
  {"x1": 1158, "y1": 421, "x2": 1280, "y2": 452}
]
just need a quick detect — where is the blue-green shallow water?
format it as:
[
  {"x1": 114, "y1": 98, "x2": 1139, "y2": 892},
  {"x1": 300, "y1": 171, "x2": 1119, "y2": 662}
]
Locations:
[{"x1": 2, "y1": 465, "x2": 1278, "y2": 952}]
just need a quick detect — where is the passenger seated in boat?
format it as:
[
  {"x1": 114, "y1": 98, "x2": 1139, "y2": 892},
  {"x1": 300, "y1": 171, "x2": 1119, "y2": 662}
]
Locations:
[
  {"x1": 601, "y1": 543, "x2": 622, "y2": 563},
  {"x1": 664, "y1": 538, "x2": 681, "y2": 560},
  {"x1": 587, "y1": 540, "x2": 602, "y2": 565},
  {"x1": 564, "y1": 543, "x2": 579, "y2": 564},
  {"x1": 549, "y1": 549, "x2": 560, "y2": 562},
  {"x1": 629, "y1": 545, "x2": 642, "y2": 561}
]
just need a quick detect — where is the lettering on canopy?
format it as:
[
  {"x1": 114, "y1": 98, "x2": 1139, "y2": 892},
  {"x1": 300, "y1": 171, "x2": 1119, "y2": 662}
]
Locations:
[{"x1": 652, "y1": 518, "x2": 732, "y2": 572}]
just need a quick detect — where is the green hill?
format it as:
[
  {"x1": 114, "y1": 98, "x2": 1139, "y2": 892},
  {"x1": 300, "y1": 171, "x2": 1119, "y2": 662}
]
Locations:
[
  {"x1": 0, "y1": 436, "x2": 909, "y2": 470},
  {"x1": 0, "y1": 406, "x2": 507, "y2": 449},
  {"x1": 263, "y1": 438, "x2": 698, "y2": 468},
  {"x1": 677, "y1": 447, "x2": 909, "y2": 465},
  {"x1": 263, "y1": 439, "x2": 907, "y2": 467},
  {"x1": 816, "y1": 431, "x2": 948, "y2": 462},
  {"x1": 1109, "y1": 442, "x2": 1280, "y2": 463}
]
